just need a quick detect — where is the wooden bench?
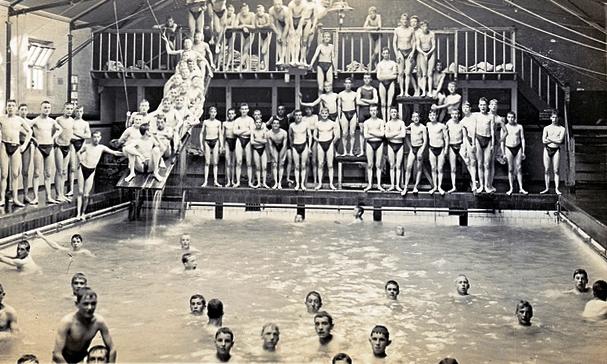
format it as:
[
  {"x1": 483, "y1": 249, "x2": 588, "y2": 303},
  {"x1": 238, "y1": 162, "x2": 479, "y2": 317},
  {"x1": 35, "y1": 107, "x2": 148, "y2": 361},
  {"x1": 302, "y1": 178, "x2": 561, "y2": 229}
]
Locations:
[{"x1": 335, "y1": 155, "x2": 367, "y2": 189}]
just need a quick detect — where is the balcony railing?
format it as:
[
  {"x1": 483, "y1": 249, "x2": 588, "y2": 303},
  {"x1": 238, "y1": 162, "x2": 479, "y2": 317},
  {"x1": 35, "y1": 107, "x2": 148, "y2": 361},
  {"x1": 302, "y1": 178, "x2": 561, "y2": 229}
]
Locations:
[{"x1": 91, "y1": 26, "x2": 517, "y2": 77}]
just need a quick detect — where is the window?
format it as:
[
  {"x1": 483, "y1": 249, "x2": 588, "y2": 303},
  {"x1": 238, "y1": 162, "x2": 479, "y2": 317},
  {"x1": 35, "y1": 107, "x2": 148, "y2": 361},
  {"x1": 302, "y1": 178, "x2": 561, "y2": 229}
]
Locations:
[{"x1": 26, "y1": 40, "x2": 54, "y2": 90}]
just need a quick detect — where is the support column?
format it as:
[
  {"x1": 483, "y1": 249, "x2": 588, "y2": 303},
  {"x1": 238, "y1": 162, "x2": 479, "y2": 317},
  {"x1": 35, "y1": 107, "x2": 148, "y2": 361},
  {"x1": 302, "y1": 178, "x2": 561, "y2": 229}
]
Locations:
[
  {"x1": 136, "y1": 86, "x2": 144, "y2": 103},
  {"x1": 373, "y1": 204, "x2": 382, "y2": 222},
  {"x1": 5, "y1": 19, "x2": 12, "y2": 102},
  {"x1": 226, "y1": 84, "x2": 232, "y2": 111},
  {"x1": 296, "y1": 203, "x2": 305, "y2": 220},
  {"x1": 215, "y1": 202, "x2": 224, "y2": 219},
  {"x1": 67, "y1": 28, "x2": 73, "y2": 102},
  {"x1": 271, "y1": 85, "x2": 278, "y2": 115},
  {"x1": 294, "y1": 75, "x2": 301, "y2": 109}
]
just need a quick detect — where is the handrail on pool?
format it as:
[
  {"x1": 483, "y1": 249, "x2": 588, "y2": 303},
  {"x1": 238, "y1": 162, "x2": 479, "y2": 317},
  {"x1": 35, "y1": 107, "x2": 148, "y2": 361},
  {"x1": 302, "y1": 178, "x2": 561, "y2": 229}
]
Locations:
[{"x1": 0, "y1": 202, "x2": 131, "y2": 250}]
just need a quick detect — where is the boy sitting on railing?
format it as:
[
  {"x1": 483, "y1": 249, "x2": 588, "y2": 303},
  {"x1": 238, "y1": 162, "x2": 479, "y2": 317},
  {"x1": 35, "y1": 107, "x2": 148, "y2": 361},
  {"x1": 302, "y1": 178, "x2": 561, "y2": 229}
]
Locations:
[{"x1": 363, "y1": 6, "x2": 382, "y2": 71}]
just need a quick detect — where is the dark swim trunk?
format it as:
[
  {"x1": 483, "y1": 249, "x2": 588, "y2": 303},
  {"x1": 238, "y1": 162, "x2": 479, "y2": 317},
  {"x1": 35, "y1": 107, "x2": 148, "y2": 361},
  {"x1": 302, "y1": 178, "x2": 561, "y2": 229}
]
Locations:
[
  {"x1": 318, "y1": 62, "x2": 332, "y2": 75},
  {"x1": 319, "y1": 139, "x2": 333, "y2": 153},
  {"x1": 253, "y1": 145, "x2": 265, "y2": 157},
  {"x1": 71, "y1": 139, "x2": 85, "y2": 152},
  {"x1": 238, "y1": 136, "x2": 250, "y2": 149},
  {"x1": 367, "y1": 140, "x2": 382, "y2": 151},
  {"x1": 507, "y1": 144, "x2": 521, "y2": 157},
  {"x1": 62, "y1": 348, "x2": 87, "y2": 364},
  {"x1": 205, "y1": 138, "x2": 218, "y2": 150},
  {"x1": 37, "y1": 144, "x2": 53, "y2": 159},
  {"x1": 343, "y1": 110, "x2": 356, "y2": 122},
  {"x1": 213, "y1": 8, "x2": 226, "y2": 18},
  {"x1": 430, "y1": 146, "x2": 443, "y2": 156},
  {"x1": 81, "y1": 165, "x2": 96, "y2": 180},
  {"x1": 359, "y1": 106, "x2": 371, "y2": 122},
  {"x1": 399, "y1": 48, "x2": 413, "y2": 60},
  {"x1": 271, "y1": 139, "x2": 284, "y2": 151},
  {"x1": 328, "y1": 112, "x2": 338, "y2": 122},
  {"x1": 388, "y1": 141, "x2": 403, "y2": 153},
  {"x1": 476, "y1": 134, "x2": 491, "y2": 149},
  {"x1": 292, "y1": 16, "x2": 301, "y2": 29},
  {"x1": 56, "y1": 144, "x2": 71, "y2": 158},
  {"x1": 380, "y1": 79, "x2": 394, "y2": 89},
  {"x1": 545, "y1": 145, "x2": 559, "y2": 157},
  {"x1": 225, "y1": 137, "x2": 237, "y2": 152},
  {"x1": 292, "y1": 142, "x2": 306, "y2": 155},
  {"x1": 449, "y1": 143, "x2": 462, "y2": 153},
  {"x1": 410, "y1": 145, "x2": 421, "y2": 156},
  {"x1": 3, "y1": 141, "x2": 19, "y2": 156}
]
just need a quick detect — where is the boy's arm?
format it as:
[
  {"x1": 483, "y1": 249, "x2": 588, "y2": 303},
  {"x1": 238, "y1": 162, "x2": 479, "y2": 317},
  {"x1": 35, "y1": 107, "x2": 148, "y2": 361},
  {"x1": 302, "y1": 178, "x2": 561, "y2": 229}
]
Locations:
[
  {"x1": 363, "y1": 15, "x2": 371, "y2": 28},
  {"x1": 35, "y1": 231, "x2": 66, "y2": 251},
  {"x1": 520, "y1": 126, "x2": 526, "y2": 159},
  {"x1": 101, "y1": 145, "x2": 124, "y2": 157},
  {"x1": 99, "y1": 319, "x2": 117, "y2": 363},
  {"x1": 83, "y1": 123, "x2": 92, "y2": 139},
  {"x1": 421, "y1": 127, "x2": 428, "y2": 150},
  {"x1": 309, "y1": 46, "x2": 321, "y2": 68},
  {"x1": 51, "y1": 319, "x2": 70, "y2": 363},
  {"x1": 52, "y1": 121, "x2": 63, "y2": 142},
  {"x1": 0, "y1": 255, "x2": 19, "y2": 267},
  {"x1": 377, "y1": 15, "x2": 382, "y2": 29},
  {"x1": 300, "y1": 97, "x2": 321, "y2": 108},
  {"x1": 542, "y1": 127, "x2": 549, "y2": 144},
  {"x1": 392, "y1": 30, "x2": 399, "y2": 59},
  {"x1": 370, "y1": 88, "x2": 379, "y2": 105},
  {"x1": 20, "y1": 120, "x2": 33, "y2": 152}
]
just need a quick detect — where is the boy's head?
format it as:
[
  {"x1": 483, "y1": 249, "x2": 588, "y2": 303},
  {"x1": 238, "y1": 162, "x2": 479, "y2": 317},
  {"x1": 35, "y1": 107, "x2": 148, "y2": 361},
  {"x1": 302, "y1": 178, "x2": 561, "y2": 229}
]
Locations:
[
  {"x1": 70, "y1": 234, "x2": 84, "y2": 250},
  {"x1": 449, "y1": 107, "x2": 459, "y2": 120},
  {"x1": 462, "y1": 101, "x2": 471, "y2": 114},
  {"x1": 138, "y1": 99, "x2": 150, "y2": 113},
  {"x1": 215, "y1": 327, "x2": 234, "y2": 357},
  {"x1": 182, "y1": 253, "x2": 197, "y2": 270},
  {"x1": 363, "y1": 73, "x2": 372, "y2": 85},
  {"x1": 411, "y1": 112, "x2": 420, "y2": 124},
  {"x1": 74, "y1": 105, "x2": 84, "y2": 119},
  {"x1": 369, "y1": 105, "x2": 378, "y2": 118},
  {"x1": 385, "y1": 280, "x2": 399, "y2": 300},
  {"x1": 369, "y1": 325, "x2": 391, "y2": 357},
  {"x1": 455, "y1": 275, "x2": 470, "y2": 296},
  {"x1": 389, "y1": 106, "x2": 399, "y2": 120},
  {"x1": 71, "y1": 273, "x2": 88, "y2": 295},
  {"x1": 428, "y1": 109, "x2": 437, "y2": 122},
  {"x1": 320, "y1": 108, "x2": 329, "y2": 120},
  {"x1": 305, "y1": 291, "x2": 322, "y2": 313},
  {"x1": 190, "y1": 294, "x2": 206, "y2": 315},
  {"x1": 313, "y1": 311, "x2": 334, "y2": 339},
  {"x1": 592, "y1": 280, "x2": 607, "y2": 301},
  {"x1": 489, "y1": 98, "x2": 499, "y2": 113},
  {"x1": 438, "y1": 359, "x2": 459, "y2": 364},
  {"x1": 139, "y1": 123, "x2": 151, "y2": 137},
  {"x1": 180, "y1": 234, "x2": 191, "y2": 249},
  {"x1": 573, "y1": 269, "x2": 589, "y2": 292},
  {"x1": 332, "y1": 353, "x2": 352, "y2": 364},
  {"x1": 515, "y1": 300, "x2": 533, "y2": 326},
  {"x1": 16, "y1": 240, "x2": 31, "y2": 259},
  {"x1": 86, "y1": 345, "x2": 109, "y2": 363},
  {"x1": 344, "y1": 77, "x2": 352, "y2": 89},
  {"x1": 478, "y1": 97, "x2": 488, "y2": 112},
  {"x1": 17, "y1": 355, "x2": 39, "y2": 364},
  {"x1": 75, "y1": 287, "x2": 98, "y2": 319},
  {"x1": 63, "y1": 102, "x2": 75, "y2": 117},
  {"x1": 207, "y1": 298, "x2": 224, "y2": 319},
  {"x1": 447, "y1": 81, "x2": 456, "y2": 93},
  {"x1": 260, "y1": 323, "x2": 280, "y2": 351},
  {"x1": 506, "y1": 111, "x2": 516, "y2": 124}
]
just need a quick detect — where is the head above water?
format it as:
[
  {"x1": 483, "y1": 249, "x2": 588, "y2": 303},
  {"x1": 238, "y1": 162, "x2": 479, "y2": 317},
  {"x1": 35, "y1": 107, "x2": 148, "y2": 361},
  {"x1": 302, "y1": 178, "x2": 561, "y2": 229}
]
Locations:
[
  {"x1": 16, "y1": 240, "x2": 31, "y2": 259},
  {"x1": 190, "y1": 293, "x2": 206, "y2": 314},
  {"x1": 455, "y1": 274, "x2": 470, "y2": 296},
  {"x1": 182, "y1": 253, "x2": 197, "y2": 270},
  {"x1": 86, "y1": 345, "x2": 109, "y2": 363},
  {"x1": 438, "y1": 358, "x2": 459, "y2": 364},
  {"x1": 369, "y1": 325, "x2": 391, "y2": 357},
  {"x1": 313, "y1": 311, "x2": 334, "y2": 340},
  {"x1": 593, "y1": 280, "x2": 607, "y2": 301},
  {"x1": 515, "y1": 300, "x2": 533, "y2": 326},
  {"x1": 17, "y1": 355, "x2": 40, "y2": 364},
  {"x1": 70, "y1": 234, "x2": 84, "y2": 250},
  {"x1": 305, "y1": 291, "x2": 323, "y2": 313},
  {"x1": 332, "y1": 353, "x2": 352, "y2": 364},
  {"x1": 71, "y1": 272, "x2": 88, "y2": 295},
  {"x1": 385, "y1": 280, "x2": 400, "y2": 300},
  {"x1": 180, "y1": 234, "x2": 191, "y2": 249},
  {"x1": 207, "y1": 298, "x2": 224, "y2": 319},
  {"x1": 261, "y1": 323, "x2": 280, "y2": 351},
  {"x1": 215, "y1": 327, "x2": 234, "y2": 359}
]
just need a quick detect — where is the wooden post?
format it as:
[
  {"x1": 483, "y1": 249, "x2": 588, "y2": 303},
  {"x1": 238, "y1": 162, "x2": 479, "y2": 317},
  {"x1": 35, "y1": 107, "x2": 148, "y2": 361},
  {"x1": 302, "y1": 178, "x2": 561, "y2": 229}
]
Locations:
[
  {"x1": 215, "y1": 202, "x2": 223, "y2": 219},
  {"x1": 295, "y1": 75, "x2": 301, "y2": 109},
  {"x1": 272, "y1": 85, "x2": 278, "y2": 115},
  {"x1": 226, "y1": 85, "x2": 232, "y2": 111}
]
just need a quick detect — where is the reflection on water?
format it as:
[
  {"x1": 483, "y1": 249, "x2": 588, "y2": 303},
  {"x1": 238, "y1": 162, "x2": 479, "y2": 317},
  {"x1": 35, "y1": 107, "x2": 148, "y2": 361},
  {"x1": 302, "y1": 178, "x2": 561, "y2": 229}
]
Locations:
[{"x1": 1, "y1": 211, "x2": 607, "y2": 363}]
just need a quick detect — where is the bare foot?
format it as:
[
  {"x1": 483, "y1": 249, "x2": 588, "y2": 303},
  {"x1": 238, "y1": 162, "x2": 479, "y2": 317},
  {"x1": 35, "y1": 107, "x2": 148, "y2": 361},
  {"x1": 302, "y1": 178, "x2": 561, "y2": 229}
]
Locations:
[
  {"x1": 214, "y1": 182, "x2": 222, "y2": 187},
  {"x1": 356, "y1": 152, "x2": 364, "y2": 158},
  {"x1": 29, "y1": 198, "x2": 39, "y2": 205},
  {"x1": 287, "y1": 178, "x2": 294, "y2": 184},
  {"x1": 301, "y1": 185, "x2": 307, "y2": 191},
  {"x1": 251, "y1": 183, "x2": 258, "y2": 189},
  {"x1": 404, "y1": 93, "x2": 411, "y2": 97},
  {"x1": 124, "y1": 173, "x2": 136, "y2": 183},
  {"x1": 447, "y1": 187, "x2": 456, "y2": 193},
  {"x1": 66, "y1": 191, "x2": 74, "y2": 197},
  {"x1": 412, "y1": 187, "x2": 419, "y2": 194},
  {"x1": 329, "y1": 184, "x2": 337, "y2": 190},
  {"x1": 555, "y1": 188, "x2": 562, "y2": 195},
  {"x1": 506, "y1": 189, "x2": 513, "y2": 196},
  {"x1": 396, "y1": 186, "x2": 403, "y2": 192},
  {"x1": 387, "y1": 185, "x2": 395, "y2": 192},
  {"x1": 47, "y1": 198, "x2": 60, "y2": 205},
  {"x1": 263, "y1": 183, "x2": 271, "y2": 189},
  {"x1": 476, "y1": 186, "x2": 484, "y2": 194},
  {"x1": 200, "y1": 182, "x2": 208, "y2": 188},
  {"x1": 271, "y1": 183, "x2": 278, "y2": 189},
  {"x1": 314, "y1": 184, "x2": 322, "y2": 190},
  {"x1": 400, "y1": 189, "x2": 408, "y2": 196},
  {"x1": 378, "y1": 185, "x2": 385, "y2": 192},
  {"x1": 486, "y1": 187, "x2": 496, "y2": 193},
  {"x1": 520, "y1": 189, "x2": 528, "y2": 195},
  {"x1": 24, "y1": 196, "x2": 33, "y2": 204},
  {"x1": 233, "y1": 182, "x2": 240, "y2": 188},
  {"x1": 363, "y1": 184, "x2": 372, "y2": 192},
  {"x1": 277, "y1": 184, "x2": 283, "y2": 190},
  {"x1": 438, "y1": 188, "x2": 445, "y2": 196},
  {"x1": 539, "y1": 188, "x2": 549, "y2": 194},
  {"x1": 429, "y1": 188, "x2": 437, "y2": 194},
  {"x1": 294, "y1": 184, "x2": 300, "y2": 190},
  {"x1": 13, "y1": 199, "x2": 25, "y2": 207}
]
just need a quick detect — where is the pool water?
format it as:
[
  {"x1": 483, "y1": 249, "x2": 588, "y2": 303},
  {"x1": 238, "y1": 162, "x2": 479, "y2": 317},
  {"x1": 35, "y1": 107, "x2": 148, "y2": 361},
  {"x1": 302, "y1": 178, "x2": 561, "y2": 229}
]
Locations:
[{"x1": 1, "y1": 210, "x2": 606, "y2": 363}]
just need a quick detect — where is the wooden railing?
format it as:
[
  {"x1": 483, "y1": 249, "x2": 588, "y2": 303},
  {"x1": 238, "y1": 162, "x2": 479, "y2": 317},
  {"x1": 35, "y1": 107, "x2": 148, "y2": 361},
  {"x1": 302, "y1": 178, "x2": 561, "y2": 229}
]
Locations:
[{"x1": 91, "y1": 26, "x2": 519, "y2": 76}]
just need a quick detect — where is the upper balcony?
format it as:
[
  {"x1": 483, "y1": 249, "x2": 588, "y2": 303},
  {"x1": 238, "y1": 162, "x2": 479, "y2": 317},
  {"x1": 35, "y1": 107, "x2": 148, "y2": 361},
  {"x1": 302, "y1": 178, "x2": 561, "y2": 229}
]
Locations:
[{"x1": 91, "y1": 26, "x2": 517, "y2": 80}]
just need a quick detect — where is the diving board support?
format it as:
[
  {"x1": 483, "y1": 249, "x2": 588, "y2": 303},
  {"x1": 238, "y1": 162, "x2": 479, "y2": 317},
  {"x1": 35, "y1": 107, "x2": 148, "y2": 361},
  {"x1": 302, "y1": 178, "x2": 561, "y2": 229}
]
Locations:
[{"x1": 215, "y1": 202, "x2": 223, "y2": 220}]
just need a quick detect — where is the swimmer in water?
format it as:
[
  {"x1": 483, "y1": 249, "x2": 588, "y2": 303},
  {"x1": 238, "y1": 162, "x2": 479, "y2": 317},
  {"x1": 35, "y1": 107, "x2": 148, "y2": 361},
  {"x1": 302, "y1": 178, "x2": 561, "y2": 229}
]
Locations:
[
  {"x1": 332, "y1": 353, "x2": 352, "y2": 364},
  {"x1": 294, "y1": 214, "x2": 304, "y2": 223},
  {"x1": 582, "y1": 280, "x2": 607, "y2": 320},
  {"x1": 215, "y1": 327, "x2": 234, "y2": 362},
  {"x1": 71, "y1": 273, "x2": 88, "y2": 297},
  {"x1": 368, "y1": 325, "x2": 391, "y2": 359},
  {"x1": 35, "y1": 231, "x2": 95, "y2": 257},
  {"x1": 515, "y1": 300, "x2": 533, "y2": 326},
  {"x1": 0, "y1": 241, "x2": 40, "y2": 274},
  {"x1": 305, "y1": 291, "x2": 323, "y2": 314},
  {"x1": 438, "y1": 358, "x2": 459, "y2": 364},
  {"x1": 261, "y1": 323, "x2": 280, "y2": 352},
  {"x1": 86, "y1": 345, "x2": 109, "y2": 363},
  {"x1": 396, "y1": 226, "x2": 405, "y2": 236},
  {"x1": 0, "y1": 283, "x2": 19, "y2": 337},
  {"x1": 182, "y1": 253, "x2": 198, "y2": 271},
  {"x1": 208, "y1": 298, "x2": 224, "y2": 327},
  {"x1": 52, "y1": 287, "x2": 116, "y2": 363},
  {"x1": 179, "y1": 234, "x2": 200, "y2": 252},
  {"x1": 385, "y1": 280, "x2": 400, "y2": 300},
  {"x1": 567, "y1": 268, "x2": 591, "y2": 295},
  {"x1": 190, "y1": 294, "x2": 206, "y2": 316},
  {"x1": 353, "y1": 203, "x2": 364, "y2": 222},
  {"x1": 17, "y1": 354, "x2": 39, "y2": 364},
  {"x1": 455, "y1": 275, "x2": 470, "y2": 296},
  {"x1": 313, "y1": 311, "x2": 334, "y2": 346}
]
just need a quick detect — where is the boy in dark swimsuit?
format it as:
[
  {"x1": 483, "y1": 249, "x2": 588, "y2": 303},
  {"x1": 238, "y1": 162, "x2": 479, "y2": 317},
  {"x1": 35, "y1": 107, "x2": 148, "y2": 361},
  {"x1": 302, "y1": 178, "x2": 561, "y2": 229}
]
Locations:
[
  {"x1": 200, "y1": 106, "x2": 222, "y2": 188},
  {"x1": 541, "y1": 111, "x2": 565, "y2": 195},
  {"x1": 363, "y1": 105, "x2": 385, "y2": 192},
  {"x1": 1, "y1": 99, "x2": 32, "y2": 207},
  {"x1": 504, "y1": 111, "x2": 528, "y2": 195},
  {"x1": 356, "y1": 73, "x2": 378, "y2": 157},
  {"x1": 427, "y1": 109, "x2": 447, "y2": 195},
  {"x1": 31, "y1": 100, "x2": 62, "y2": 205},
  {"x1": 289, "y1": 109, "x2": 311, "y2": 190},
  {"x1": 401, "y1": 112, "x2": 427, "y2": 196}
]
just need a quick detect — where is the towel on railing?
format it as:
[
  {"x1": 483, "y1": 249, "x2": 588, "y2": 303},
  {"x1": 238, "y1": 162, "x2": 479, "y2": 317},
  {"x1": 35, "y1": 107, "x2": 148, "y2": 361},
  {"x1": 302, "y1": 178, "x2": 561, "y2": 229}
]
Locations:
[
  {"x1": 105, "y1": 60, "x2": 125, "y2": 71},
  {"x1": 345, "y1": 61, "x2": 368, "y2": 72}
]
